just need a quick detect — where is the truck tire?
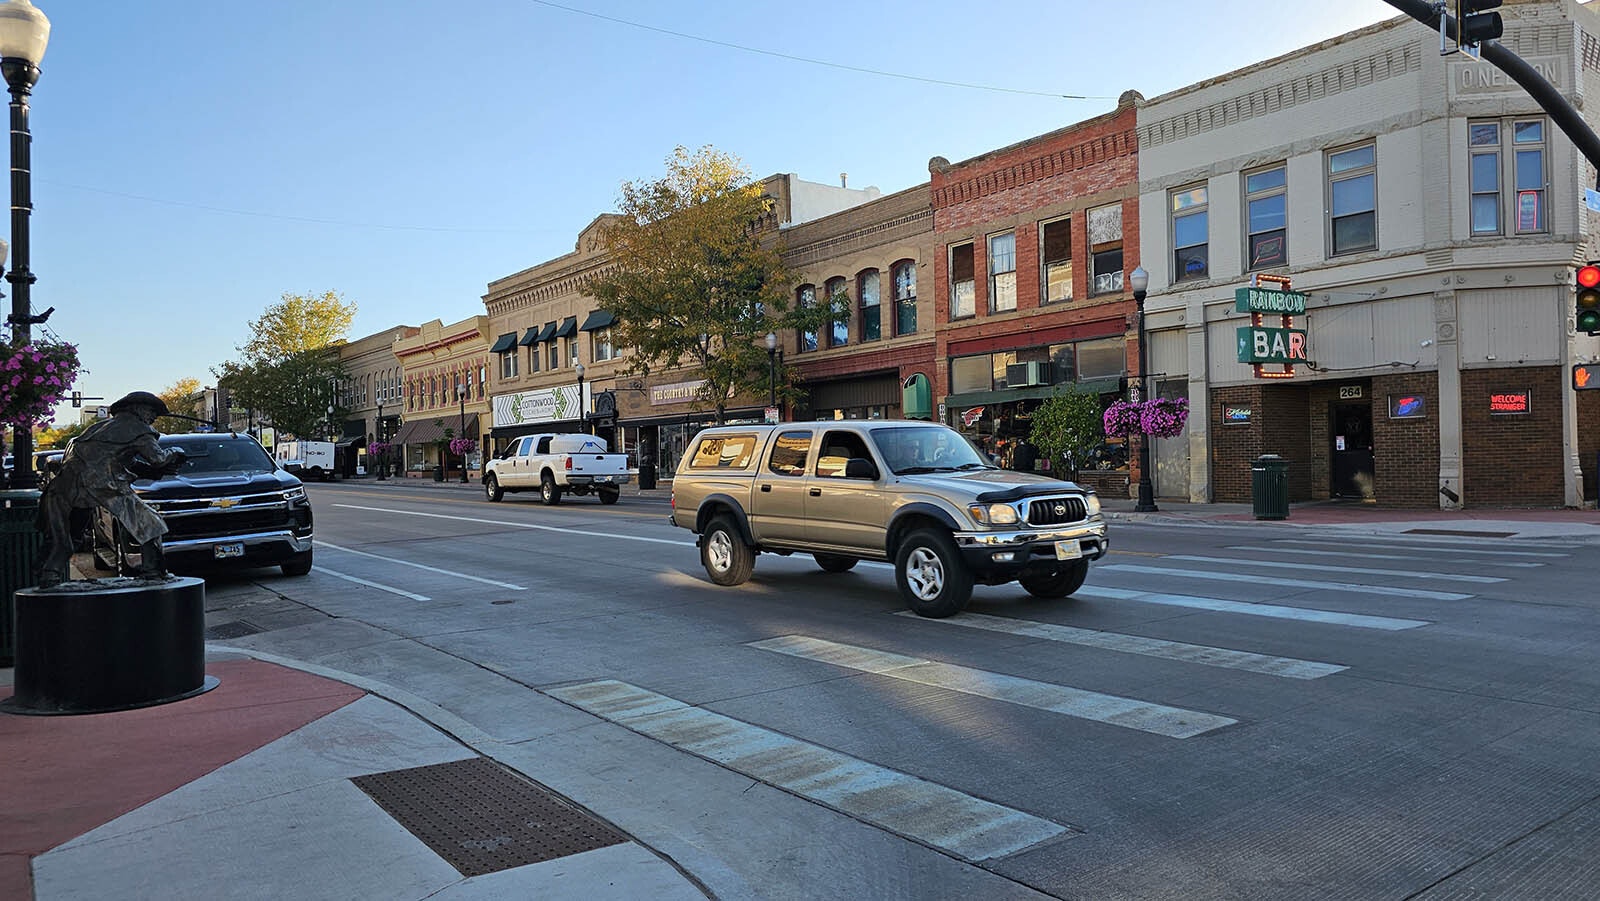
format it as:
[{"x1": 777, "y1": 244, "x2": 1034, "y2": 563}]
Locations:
[
  {"x1": 895, "y1": 528, "x2": 972, "y2": 618},
  {"x1": 1018, "y1": 559, "x2": 1088, "y2": 599},
  {"x1": 484, "y1": 474, "x2": 503, "y2": 502},
  {"x1": 599, "y1": 486, "x2": 620, "y2": 505},
  {"x1": 540, "y1": 471, "x2": 562, "y2": 506},
  {"x1": 281, "y1": 550, "x2": 313, "y2": 577},
  {"x1": 813, "y1": 553, "x2": 858, "y2": 573},
  {"x1": 701, "y1": 515, "x2": 755, "y2": 586}
]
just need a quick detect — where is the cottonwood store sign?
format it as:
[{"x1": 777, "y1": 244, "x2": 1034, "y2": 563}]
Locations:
[{"x1": 492, "y1": 386, "x2": 581, "y2": 426}]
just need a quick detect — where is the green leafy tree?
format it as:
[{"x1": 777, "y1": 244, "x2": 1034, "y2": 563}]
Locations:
[
  {"x1": 156, "y1": 377, "x2": 205, "y2": 434},
  {"x1": 584, "y1": 145, "x2": 841, "y2": 423},
  {"x1": 214, "y1": 291, "x2": 356, "y2": 439},
  {"x1": 36, "y1": 417, "x2": 91, "y2": 449},
  {"x1": 1029, "y1": 385, "x2": 1106, "y2": 479}
]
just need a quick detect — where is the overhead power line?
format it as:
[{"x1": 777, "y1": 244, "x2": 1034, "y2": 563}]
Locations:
[{"x1": 526, "y1": 0, "x2": 1114, "y2": 101}]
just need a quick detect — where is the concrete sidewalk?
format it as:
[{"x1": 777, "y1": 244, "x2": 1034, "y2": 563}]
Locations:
[{"x1": 7, "y1": 488, "x2": 1597, "y2": 899}]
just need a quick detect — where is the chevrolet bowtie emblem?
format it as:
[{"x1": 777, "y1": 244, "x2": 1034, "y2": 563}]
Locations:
[{"x1": 210, "y1": 498, "x2": 239, "y2": 509}]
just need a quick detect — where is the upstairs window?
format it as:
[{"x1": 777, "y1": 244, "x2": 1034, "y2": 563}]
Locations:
[
  {"x1": 1470, "y1": 118, "x2": 1546, "y2": 236},
  {"x1": 797, "y1": 285, "x2": 818, "y2": 352},
  {"x1": 1088, "y1": 203, "x2": 1123, "y2": 295},
  {"x1": 859, "y1": 269, "x2": 881, "y2": 341},
  {"x1": 949, "y1": 243, "x2": 975, "y2": 319},
  {"x1": 893, "y1": 260, "x2": 917, "y2": 336},
  {"x1": 1040, "y1": 218, "x2": 1072, "y2": 304},
  {"x1": 988, "y1": 232, "x2": 1017, "y2": 312},
  {"x1": 1328, "y1": 143, "x2": 1377, "y2": 255},
  {"x1": 592, "y1": 327, "x2": 616, "y2": 361},
  {"x1": 1245, "y1": 165, "x2": 1288, "y2": 269},
  {"x1": 1171, "y1": 184, "x2": 1209, "y2": 281},
  {"x1": 825, "y1": 276, "x2": 849, "y2": 347}
]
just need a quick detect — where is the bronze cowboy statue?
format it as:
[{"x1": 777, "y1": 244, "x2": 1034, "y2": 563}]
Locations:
[{"x1": 36, "y1": 391, "x2": 186, "y2": 589}]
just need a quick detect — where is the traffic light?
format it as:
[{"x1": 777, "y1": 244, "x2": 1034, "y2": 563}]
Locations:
[
  {"x1": 70, "y1": 390, "x2": 82, "y2": 408},
  {"x1": 1578, "y1": 262, "x2": 1600, "y2": 335},
  {"x1": 1457, "y1": 0, "x2": 1503, "y2": 52}
]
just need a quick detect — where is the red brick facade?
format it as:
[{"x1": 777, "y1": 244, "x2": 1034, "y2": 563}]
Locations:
[{"x1": 1461, "y1": 367, "x2": 1564, "y2": 507}]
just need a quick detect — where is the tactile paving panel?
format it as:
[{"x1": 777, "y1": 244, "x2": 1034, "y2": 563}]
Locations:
[{"x1": 351, "y1": 756, "x2": 628, "y2": 876}]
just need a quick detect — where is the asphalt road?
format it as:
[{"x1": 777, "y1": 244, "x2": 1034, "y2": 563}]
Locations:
[{"x1": 201, "y1": 481, "x2": 1600, "y2": 900}]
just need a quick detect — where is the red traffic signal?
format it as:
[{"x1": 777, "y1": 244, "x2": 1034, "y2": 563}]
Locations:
[{"x1": 1578, "y1": 263, "x2": 1600, "y2": 335}]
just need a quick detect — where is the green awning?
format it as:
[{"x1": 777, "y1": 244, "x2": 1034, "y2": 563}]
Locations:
[
  {"x1": 518, "y1": 327, "x2": 541, "y2": 346},
  {"x1": 536, "y1": 321, "x2": 558, "y2": 343},
  {"x1": 554, "y1": 316, "x2": 578, "y2": 339},
  {"x1": 489, "y1": 332, "x2": 517, "y2": 354},
  {"x1": 943, "y1": 378, "x2": 1121, "y2": 408},
  {"x1": 579, "y1": 309, "x2": 615, "y2": 331}
]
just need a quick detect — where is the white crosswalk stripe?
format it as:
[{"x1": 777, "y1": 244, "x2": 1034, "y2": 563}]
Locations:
[
  {"x1": 748, "y1": 634, "x2": 1237, "y2": 738},
  {"x1": 1268, "y1": 537, "x2": 1568, "y2": 558},
  {"x1": 1162, "y1": 555, "x2": 1505, "y2": 584},
  {"x1": 1098, "y1": 564, "x2": 1474, "y2": 601},
  {"x1": 545, "y1": 679, "x2": 1077, "y2": 861},
  {"x1": 1075, "y1": 585, "x2": 1429, "y2": 630},
  {"x1": 893, "y1": 610, "x2": 1347, "y2": 679},
  {"x1": 1225, "y1": 545, "x2": 1543, "y2": 567}
]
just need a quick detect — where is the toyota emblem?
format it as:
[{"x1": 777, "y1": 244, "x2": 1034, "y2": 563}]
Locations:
[{"x1": 1053, "y1": 502, "x2": 1067, "y2": 516}]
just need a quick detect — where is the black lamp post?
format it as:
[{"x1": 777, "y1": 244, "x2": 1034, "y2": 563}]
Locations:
[
  {"x1": 375, "y1": 400, "x2": 386, "y2": 480},
  {"x1": 765, "y1": 331, "x2": 777, "y2": 410},
  {"x1": 1130, "y1": 265, "x2": 1158, "y2": 513},
  {"x1": 0, "y1": 0, "x2": 50, "y2": 491},
  {"x1": 574, "y1": 363, "x2": 587, "y2": 435},
  {"x1": 456, "y1": 384, "x2": 467, "y2": 482}
]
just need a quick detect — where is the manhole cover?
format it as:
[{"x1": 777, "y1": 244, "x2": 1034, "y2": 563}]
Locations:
[
  {"x1": 352, "y1": 756, "x2": 628, "y2": 876},
  {"x1": 204, "y1": 620, "x2": 263, "y2": 640},
  {"x1": 1402, "y1": 528, "x2": 1516, "y2": 538}
]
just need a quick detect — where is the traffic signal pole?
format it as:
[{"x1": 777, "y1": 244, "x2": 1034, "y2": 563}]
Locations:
[{"x1": 1381, "y1": 0, "x2": 1600, "y2": 188}]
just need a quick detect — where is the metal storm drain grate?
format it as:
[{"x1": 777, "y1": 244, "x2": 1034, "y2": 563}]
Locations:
[
  {"x1": 204, "y1": 620, "x2": 263, "y2": 640},
  {"x1": 1403, "y1": 528, "x2": 1516, "y2": 538},
  {"x1": 351, "y1": 756, "x2": 628, "y2": 877}
]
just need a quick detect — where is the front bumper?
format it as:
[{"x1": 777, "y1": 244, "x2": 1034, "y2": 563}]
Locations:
[
  {"x1": 952, "y1": 518, "x2": 1109, "y2": 575},
  {"x1": 163, "y1": 530, "x2": 314, "y2": 569}
]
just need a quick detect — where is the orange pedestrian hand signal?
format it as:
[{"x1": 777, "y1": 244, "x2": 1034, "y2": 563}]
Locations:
[{"x1": 1575, "y1": 364, "x2": 1599, "y2": 390}]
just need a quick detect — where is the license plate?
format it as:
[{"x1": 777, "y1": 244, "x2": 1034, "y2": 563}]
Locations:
[
  {"x1": 1054, "y1": 540, "x2": 1082, "y2": 561},
  {"x1": 214, "y1": 542, "x2": 245, "y2": 559},
  {"x1": 594, "y1": 476, "x2": 611, "y2": 483}
]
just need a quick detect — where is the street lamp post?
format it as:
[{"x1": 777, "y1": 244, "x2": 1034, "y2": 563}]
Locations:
[
  {"x1": 456, "y1": 384, "x2": 467, "y2": 483},
  {"x1": 0, "y1": 0, "x2": 51, "y2": 490},
  {"x1": 765, "y1": 332, "x2": 777, "y2": 410},
  {"x1": 376, "y1": 400, "x2": 386, "y2": 480},
  {"x1": 1129, "y1": 266, "x2": 1158, "y2": 513},
  {"x1": 573, "y1": 363, "x2": 587, "y2": 435}
]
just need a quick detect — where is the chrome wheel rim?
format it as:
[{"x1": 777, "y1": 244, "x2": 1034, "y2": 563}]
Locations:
[
  {"x1": 707, "y1": 530, "x2": 733, "y2": 572},
  {"x1": 905, "y1": 546, "x2": 944, "y2": 601}
]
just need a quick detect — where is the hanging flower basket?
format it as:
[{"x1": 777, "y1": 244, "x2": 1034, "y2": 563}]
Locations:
[
  {"x1": 368, "y1": 440, "x2": 391, "y2": 457},
  {"x1": 1140, "y1": 397, "x2": 1190, "y2": 439},
  {"x1": 1102, "y1": 400, "x2": 1142, "y2": 439},
  {"x1": 0, "y1": 339, "x2": 81, "y2": 427},
  {"x1": 448, "y1": 437, "x2": 476, "y2": 457}
]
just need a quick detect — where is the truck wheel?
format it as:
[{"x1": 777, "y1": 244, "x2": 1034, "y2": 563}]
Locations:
[
  {"x1": 598, "y1": 487, "x2": 620, "y2": 505},
  {"x1": 895, "y1": 528, "x2": 972, "y2": 618},
  {"x1": 701, "y1": 515, "x2": 755, "y2": 586},
  {"x1": 540, "y1": 472, "x2": 562, "y2": 506},
  {"x1": 1018, "y1": 559, "x2": 1088, "y2": 598},
  {"x1": 813, "y1": 553, "x2": 858, "y2": 573},
  {"x1": 281, "y1": 550, "x2": 313, "y2": 577},
  {"x1": 484, "y1": 474, "x2": 503, "y2": 502}
]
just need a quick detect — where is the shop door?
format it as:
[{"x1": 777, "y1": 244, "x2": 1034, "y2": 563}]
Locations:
[
  {"x1": 1330, "y1": 403, "x2": 1375, "y2": 499},
  {"x1": 1152, "y1": 380, "x2": 1190, "y2": 499}
]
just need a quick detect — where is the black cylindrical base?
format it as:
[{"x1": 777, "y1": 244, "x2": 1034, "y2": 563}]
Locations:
[{"x1": 2, "y1": 576, "x2": 215, "y2": 715}]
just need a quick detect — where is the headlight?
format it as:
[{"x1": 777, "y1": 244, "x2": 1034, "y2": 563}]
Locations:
[
  {"x1": 283, "y1": 487, "x2": 307, "y2": 502},
  {"x1": 1084, "y1": 492, "x2": 1101, "y2": 517},
  {"x1": 967, "y1": 503, "x2": 1019, "y2": 526}
]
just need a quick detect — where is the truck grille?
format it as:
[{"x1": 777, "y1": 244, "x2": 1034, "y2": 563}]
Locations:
[{"x1": 1026, "y1": 497, "x2": 1087, "y2": 526}]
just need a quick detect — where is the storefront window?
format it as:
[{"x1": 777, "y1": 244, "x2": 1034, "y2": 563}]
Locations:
[
  {"x1": 1076, "y1": 337, "x2": 1126, "y2": 380},
  {"x1": 951, "y1": 355, "x2": 992, "y2": 393}
]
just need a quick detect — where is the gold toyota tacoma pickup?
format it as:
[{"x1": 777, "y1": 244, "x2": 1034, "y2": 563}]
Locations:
[{"x1": 667, "y1": 420, "x2": 1108, "y2": 617}]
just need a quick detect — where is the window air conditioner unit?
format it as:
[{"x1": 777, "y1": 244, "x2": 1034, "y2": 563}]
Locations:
[{"x1": 1005, "y1": 361, "x2": 1050, "y2": 387}]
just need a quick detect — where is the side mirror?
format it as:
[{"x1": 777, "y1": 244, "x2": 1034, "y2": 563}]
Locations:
[{"x1": 845, "y1": 457, "x2": 878, "y2": 480}]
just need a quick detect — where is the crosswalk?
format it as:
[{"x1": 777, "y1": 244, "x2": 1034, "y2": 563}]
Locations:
[{"x1": 533, "y1": 528, "x2": 1575, "y2": 863}]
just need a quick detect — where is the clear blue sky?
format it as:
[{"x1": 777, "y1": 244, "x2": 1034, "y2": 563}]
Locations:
[{"x1": 28, "y1": 0, "x2": 1399, "y2": 424}]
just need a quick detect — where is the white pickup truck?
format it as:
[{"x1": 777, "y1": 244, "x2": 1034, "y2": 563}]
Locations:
[{"x1": 482, "y1": 432, "x2": 631, "y2": 505}]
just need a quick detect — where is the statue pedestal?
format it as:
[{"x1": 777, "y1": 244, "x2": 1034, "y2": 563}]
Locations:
[{"x1": 1, "y1": 576, "x2": 217, "y2": 715}]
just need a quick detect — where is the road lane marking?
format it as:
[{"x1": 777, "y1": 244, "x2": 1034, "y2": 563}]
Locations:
[
  {"x1": 310, "y1": 565, "x2": 430, "y2": 601},
  {"x1": 317, "y1": 540, "x2": 527, "y2": 590},
  {"x1": 1224, "y1": 546, "x2": 1542, "y2": 568},
  {"x1": 1097, "y1": 564, "x2": 1473, "y2": 601},
  {"x1": 546, "y1": 679, "x2": 1075, "y2": 861},
  {"x1": 748, "y1": 634, "x2": 1236, "y2": 739},
  {"x1": 332, "y1": 503, "x2": 694, "y2": 546},
  {"x1": 1268, "y1": 537, "x2": 1568, "y2": 558},
  {"x1": 1075, "y1": 585, "x2": 1428, "y2": 630},
  {"x1": 1162, "y1": 555, "x2": 1505, "y2": 584},
  {"x1": 893, "y1": 611, "x2": 1347, "y2": 679}
]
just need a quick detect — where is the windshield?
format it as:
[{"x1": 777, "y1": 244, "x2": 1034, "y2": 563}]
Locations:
[
  {"x1": 870, "y1": 425, "x2": 995, "y2": 475},
  {"x1": 162, "y1": 437, "x2": 276, "y2": 475}
]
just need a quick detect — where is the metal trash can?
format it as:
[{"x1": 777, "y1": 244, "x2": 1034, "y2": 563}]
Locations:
[
  {"x1": 432, "y1": 464, "x2": 444, "y2": 482},
  {"x1": 0, "y1": 489, "x2": 43, "y2": 666},
  {"x1": 638, "y1": 460, "x2": 656, "y2": 491},
  {"x1": 1251, "y1": 454, "x2": 1290, "y2": 520}
]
